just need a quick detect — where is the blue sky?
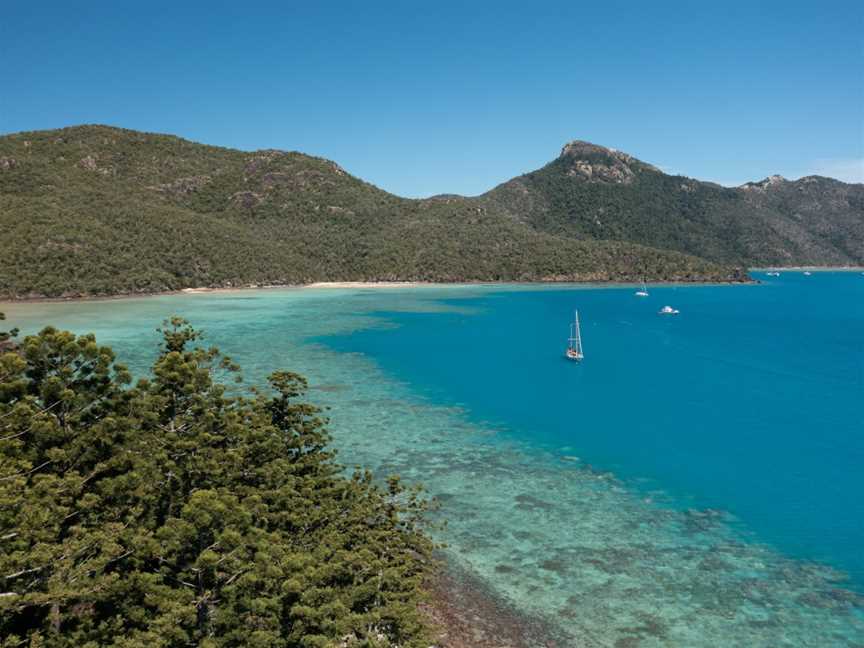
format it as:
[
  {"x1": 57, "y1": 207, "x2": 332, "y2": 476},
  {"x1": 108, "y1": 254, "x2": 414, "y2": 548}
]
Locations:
[{"x1": 3, "y1": 1, "x2": 862, "y2": 196}]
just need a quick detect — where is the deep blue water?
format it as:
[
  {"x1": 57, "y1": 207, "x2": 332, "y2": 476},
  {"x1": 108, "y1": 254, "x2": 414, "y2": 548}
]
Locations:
[{"x1": 325, "y1": 272, "x2": 864, "y2": 587}]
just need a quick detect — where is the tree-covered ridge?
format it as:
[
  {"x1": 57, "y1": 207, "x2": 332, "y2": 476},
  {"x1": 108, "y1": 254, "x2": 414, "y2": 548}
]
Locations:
[
  {"x1": 0, "y1": 316, "x2": 436, "y2": 647},
  {"x1": 481, "y1": 141, "x2": 864, "y2": 267},
  {"x1": 0, "y1": 126, "x2": 743, "y2": 299}
]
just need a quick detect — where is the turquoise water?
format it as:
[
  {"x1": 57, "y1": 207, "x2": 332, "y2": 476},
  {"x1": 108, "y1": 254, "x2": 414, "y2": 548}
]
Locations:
[{"x1": 4, "y1": 273, "x2": 863, "y2": 646}]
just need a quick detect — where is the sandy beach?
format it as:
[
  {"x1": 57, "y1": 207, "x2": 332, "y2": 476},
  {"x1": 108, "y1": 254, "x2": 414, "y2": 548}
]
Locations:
[
  {"x1": 2, "y1": 276, "x2": 760, "y2": 306},
  {"x1": 303, "y1": 281, "x2": 422, "y2": 289}
]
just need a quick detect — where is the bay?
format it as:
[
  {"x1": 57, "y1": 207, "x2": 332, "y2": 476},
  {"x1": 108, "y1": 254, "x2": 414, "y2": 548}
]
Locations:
[{"x1": 4, "y1": 272, "x2": 863, "y2": 646}]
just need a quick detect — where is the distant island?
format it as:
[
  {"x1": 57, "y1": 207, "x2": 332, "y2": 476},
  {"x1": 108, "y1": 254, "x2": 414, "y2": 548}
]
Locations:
[{"x1": 1, "y1": 125, "x2": 861, "y2": 299}]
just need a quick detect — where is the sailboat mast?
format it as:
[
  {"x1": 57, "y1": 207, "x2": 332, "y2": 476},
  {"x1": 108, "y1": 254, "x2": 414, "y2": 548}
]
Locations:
[
  {"x1": 575, "y1": 310, "x2": 583, "y2": 355},
  {"x1": 565, "y1": 310, "x2": 584, "y2": 360}
]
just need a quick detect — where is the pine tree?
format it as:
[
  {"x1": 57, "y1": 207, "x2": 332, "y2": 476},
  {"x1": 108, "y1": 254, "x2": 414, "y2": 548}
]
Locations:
[{"x1": 1, "y1": 317, "x2": 436, "y2": 647}]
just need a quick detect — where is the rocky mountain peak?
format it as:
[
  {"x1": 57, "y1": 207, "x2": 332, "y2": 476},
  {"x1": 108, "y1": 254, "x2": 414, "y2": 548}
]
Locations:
[
  {"x1": 740, "y1": 174, "x2": 789, "y2": 191},
  {"x1": 557, "y1": 140, "x2": 658, "y2": 185},
  {"x1": 559, "y1": 140, "x2": 617, "y2": 159}
]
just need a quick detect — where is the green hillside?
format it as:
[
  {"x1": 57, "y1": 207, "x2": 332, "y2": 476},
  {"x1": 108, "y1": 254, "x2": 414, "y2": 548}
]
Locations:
[
  {"x1": 0, "y1": 126, "x2": 741, "y2": 299},
  {"x1": 481, "y1": 141, "x2": 864, "y2": 267},
  {"x1": 6, "y1": 127, "x2": 857, "y2": 300}
]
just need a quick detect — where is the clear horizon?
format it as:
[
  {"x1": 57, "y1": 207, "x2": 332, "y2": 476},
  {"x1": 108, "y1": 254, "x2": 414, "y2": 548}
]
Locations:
[{"x1": 4, "y1": 0, "x2": 863, "y2": 196}]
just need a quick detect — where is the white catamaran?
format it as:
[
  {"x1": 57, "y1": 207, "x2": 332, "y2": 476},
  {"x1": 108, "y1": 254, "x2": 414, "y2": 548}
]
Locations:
[
  {"x1": 635, "y1": 279, "x2": 649, "y2": 297},
  {"x1": 566, "y1": 310, "x2": 584, "y2": 361}
]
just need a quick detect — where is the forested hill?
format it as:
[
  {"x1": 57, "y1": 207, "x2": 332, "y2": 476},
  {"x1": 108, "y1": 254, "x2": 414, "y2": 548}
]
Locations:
[
  {"x1": 481, "y1": 140, "x2": 864, "y2": 267},
  {"x1": 3, "y1": 126, "x2": 860, "y2": 299},
  {"x1": 0, "y1": 126, "x2": 739, "y2": 298}
]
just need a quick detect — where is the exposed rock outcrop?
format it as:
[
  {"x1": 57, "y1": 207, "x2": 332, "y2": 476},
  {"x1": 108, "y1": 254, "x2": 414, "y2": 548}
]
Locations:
[
  {"x1": 153, "y1": 175, "x2": 211, "y2": 196},
  {"x1": 558, "y1": 140, "x2": 661, "y2": 184}
]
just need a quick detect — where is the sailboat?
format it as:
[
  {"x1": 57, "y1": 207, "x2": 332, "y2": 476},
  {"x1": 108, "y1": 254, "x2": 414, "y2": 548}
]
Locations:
[
  {"x1": 566, "y1": 310, "x2": 584, "y2": 361},
  {"x1": 635, "y1": 278, "x2": 649, "y2": 297}
]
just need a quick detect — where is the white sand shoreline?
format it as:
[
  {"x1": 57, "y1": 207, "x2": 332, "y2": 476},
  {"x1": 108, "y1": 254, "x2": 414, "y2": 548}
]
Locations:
[
  {"x1": 0, "y1": 279, "x2": 749, "y2": 307},
  {"x1": 303, "y1": 281, "x2": 422, "y2": 289},
  {"x1": 0, "y1": 273, "x2": 788, "y2": 307}
]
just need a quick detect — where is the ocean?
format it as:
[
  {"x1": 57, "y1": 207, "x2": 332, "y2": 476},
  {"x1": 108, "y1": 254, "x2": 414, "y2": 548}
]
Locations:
[{"x1": 4, "y1": 271, "x2": 863, "y2": 646}]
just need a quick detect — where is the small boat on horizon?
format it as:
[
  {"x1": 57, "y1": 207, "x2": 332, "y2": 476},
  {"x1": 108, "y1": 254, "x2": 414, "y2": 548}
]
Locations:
[
  {"x1": 767, "y1": 271, "x2": 780, "y2": 277},
  {"x1": 803, "y1": 271, "x2": 812, "y2": 276},
  {"x1": 565, "y1": 310, "x2": 584, "y2": 362},
  {"x1": 658, "y1": 305, "x2": 680, "y2": 315},
  {"x1": 635, "y1": 278, "x2": 649, "y2": 297}
]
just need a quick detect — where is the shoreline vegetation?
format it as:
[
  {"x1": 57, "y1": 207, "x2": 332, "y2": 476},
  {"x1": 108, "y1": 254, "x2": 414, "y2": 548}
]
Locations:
[{"x1": 0, "y1": 316, "x2": 441, "y2": 646}]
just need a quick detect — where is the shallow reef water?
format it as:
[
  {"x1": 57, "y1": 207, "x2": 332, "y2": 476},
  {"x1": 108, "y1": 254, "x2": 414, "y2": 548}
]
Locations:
[{"x1": 5, "y1": 276, "x2": 863, "y2": 647}]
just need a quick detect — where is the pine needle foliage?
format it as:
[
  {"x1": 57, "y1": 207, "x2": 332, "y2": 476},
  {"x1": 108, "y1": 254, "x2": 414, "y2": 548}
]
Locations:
[{"x1": 0, "y1": 317, "x2": 436, "y2": 647}]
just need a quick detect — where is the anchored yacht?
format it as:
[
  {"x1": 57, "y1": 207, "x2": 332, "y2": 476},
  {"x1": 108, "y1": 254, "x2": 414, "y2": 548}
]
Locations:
[{"x1": 565, "y1": 310, "x2": 584, "y2": 361}]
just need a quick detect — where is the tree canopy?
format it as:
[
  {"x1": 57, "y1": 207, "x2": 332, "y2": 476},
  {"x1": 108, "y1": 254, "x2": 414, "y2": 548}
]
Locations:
[{"x1": 0, "y1": 316, "x2": 435, "y2": 647}]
